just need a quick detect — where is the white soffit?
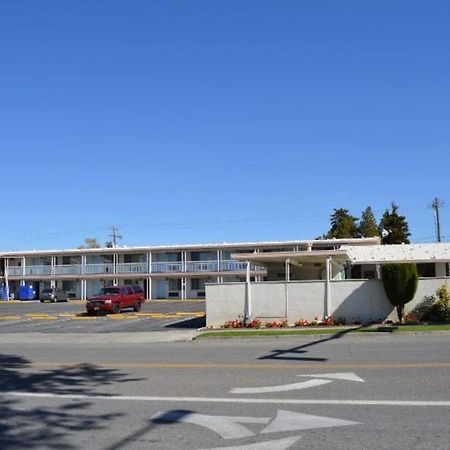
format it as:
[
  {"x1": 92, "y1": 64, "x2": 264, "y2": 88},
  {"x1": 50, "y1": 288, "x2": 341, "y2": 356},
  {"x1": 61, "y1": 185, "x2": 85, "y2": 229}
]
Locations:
[{"x1": 344, "y1": 243, "x2": 450, "y2": 264}]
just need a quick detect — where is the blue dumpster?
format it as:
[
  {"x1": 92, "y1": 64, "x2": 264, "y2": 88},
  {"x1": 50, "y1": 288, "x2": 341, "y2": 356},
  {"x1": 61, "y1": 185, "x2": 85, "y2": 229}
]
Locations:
[
  {"x1": 19, "y1": 285, "x2": 36, "y2": 301},
  {"x1": 0, "y1": 285, "x2": 9, "y2": 300}
]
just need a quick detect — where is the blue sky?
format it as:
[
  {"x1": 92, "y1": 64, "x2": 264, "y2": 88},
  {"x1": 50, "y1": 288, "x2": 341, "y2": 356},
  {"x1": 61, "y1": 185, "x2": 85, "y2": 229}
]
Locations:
[{"x1": 0, "y1": 0, "x2": 449, "y2": 250}]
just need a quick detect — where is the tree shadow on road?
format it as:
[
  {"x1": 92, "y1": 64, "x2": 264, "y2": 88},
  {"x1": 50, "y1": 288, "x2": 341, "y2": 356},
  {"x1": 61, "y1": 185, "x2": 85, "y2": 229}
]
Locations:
[
  {"x1": 0, "y1": 353, "x2": 142, "y2": 449},
  {"x1": 258, "y1": 327, "x2": 360, "y2": 362}
]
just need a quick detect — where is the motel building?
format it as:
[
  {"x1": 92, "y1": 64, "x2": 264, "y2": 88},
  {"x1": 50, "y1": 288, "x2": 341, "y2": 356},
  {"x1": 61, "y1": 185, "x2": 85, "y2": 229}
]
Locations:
[
  {"x1": 0, "y1": 238, "x2": 378, "y2": 301},
  {"x1": 0, "y1": 238, "x2": 449, "y2": 325}
]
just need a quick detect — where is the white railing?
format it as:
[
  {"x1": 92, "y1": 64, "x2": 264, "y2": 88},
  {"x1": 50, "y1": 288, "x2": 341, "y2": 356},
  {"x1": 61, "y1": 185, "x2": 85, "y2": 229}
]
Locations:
[
  {"x1": 5, "y1": 260, "x2": 266, "y2": 277},
  {"x1": 117, "y1": 262, "x2": 148, "y2": 274},
  {"x1": 7, "y1": 266, "x2": 22, "y2": 276},
  {"x1": 186, "y1": 261, "x2": 218, "y2": 272},
  {"x1": 54, "y1": 265, "x2": 82, "y2": 275},
  {"x1": 84, "y1": 263, "x2": 114, "y2": 275},
  {"x1": 25, "y1": 265, "x2": 52, "y2": 276},
  {"x1": 151, "y1": 262, "x2": 183, "y2": 273}
]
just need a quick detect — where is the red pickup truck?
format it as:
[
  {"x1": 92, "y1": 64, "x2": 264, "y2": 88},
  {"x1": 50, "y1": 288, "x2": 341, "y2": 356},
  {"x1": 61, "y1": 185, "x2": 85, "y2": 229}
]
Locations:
[{"x1": 86, "y1": 285, "x2": 145, "y2": 315}]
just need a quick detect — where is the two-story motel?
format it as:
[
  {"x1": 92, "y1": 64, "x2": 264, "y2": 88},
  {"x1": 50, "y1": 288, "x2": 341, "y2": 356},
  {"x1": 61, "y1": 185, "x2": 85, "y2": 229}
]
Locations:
[{"x1": 0, "y1": 238, "x2": 380, "y2": 301}]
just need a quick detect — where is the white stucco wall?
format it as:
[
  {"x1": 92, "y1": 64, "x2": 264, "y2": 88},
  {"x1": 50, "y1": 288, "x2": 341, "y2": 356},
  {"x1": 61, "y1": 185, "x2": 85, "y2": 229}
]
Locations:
[{"x1": 206, "y1": 278, "x2": 449, "y2": 327}]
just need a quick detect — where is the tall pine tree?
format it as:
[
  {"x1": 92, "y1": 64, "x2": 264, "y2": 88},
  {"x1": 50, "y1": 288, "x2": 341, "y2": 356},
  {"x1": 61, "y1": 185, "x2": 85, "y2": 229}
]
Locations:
[
  {"x1": 358, "y1": 207, "x2": 379, "y2": 238},
  {"x1": 379, "y1": 203, "x2": 411, "y2": 244},
  {"x1": 325, "y1": 208, "x2": 359, "y2": 239}
]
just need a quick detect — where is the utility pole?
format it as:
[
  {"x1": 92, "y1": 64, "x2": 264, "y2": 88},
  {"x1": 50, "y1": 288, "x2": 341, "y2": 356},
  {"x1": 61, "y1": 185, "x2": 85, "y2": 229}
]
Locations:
[
  {"x1": 431, "y1": 197, "x2": 443, "y2": 243},
  {"x1": 109, "y1": 226, "x2": 122, "y2": 248}
]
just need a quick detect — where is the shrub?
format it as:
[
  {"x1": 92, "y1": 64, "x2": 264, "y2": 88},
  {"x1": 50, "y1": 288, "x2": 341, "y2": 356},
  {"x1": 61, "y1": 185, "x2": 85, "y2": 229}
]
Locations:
[
  {"x1": 411, "y1": 283, "x2": 450, "y2": 324},
  {"x1": 248, "y1": 319, "x2": 262, "y2": 329},
  {"x1": 222, "y1": 319, "x2": 245, "y2": 329},
  {"x1": 294, "y1": 319, "x2": 310, "y2": 327},
  {"x1": 265, "y1": 319, "x2": 289, "y2": 328},
  {"x1": 382, "y1": 263, "x2": 418, "y2": 322}
]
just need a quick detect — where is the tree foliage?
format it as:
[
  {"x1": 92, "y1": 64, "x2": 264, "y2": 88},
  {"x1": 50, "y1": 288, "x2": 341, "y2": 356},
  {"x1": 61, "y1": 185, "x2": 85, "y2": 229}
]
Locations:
[
  {"x1": 379, "y1": 203, "x2": 410, "y2": 244},
  {"x1": 358, "y1": 207, "x2": 379, "y2": 238},
  {"x1": 381, "y1": 263, "x2": 418, "y2": 322},
  {"x1": 324, "y1": 208, "x2": 359, "y2": 239},
  {"x1": 78, "y1": 238, "x2": 102, "y2": 249}
]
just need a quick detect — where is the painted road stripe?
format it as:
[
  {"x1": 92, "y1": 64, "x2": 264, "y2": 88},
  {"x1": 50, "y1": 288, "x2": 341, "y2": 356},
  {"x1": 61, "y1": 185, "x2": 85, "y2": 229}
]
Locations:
[
  {"x1": 3, "y1": 391, "x2": 450, "y2": 406},
  {"x1": 0, "y1": 316, "x2": 22, "y2": 320},
  {"x1": 16, "y1": 361, "x2": 450, "y2": 370}
]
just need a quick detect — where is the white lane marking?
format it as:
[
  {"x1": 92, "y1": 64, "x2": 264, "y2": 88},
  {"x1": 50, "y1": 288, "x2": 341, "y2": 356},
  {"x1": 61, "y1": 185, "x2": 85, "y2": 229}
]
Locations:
[
  {"x1": 261, "y1": 409, "x2": 359, "y2": 434},
  {"x1": 230, "y1": 378, "x2": 332, "y2": 394},
  {"x1": 3, "y1": 392, "x2": 450, "y2": 406},
  {"x1": 199, "y1": 436, "x2": 301, "y2": 450},
  {"x1": 152, "y1": 411, "x2": 269, "y2": 439},
  {"x1": 299, "y1": 372, "x2": 365, "y2": 382}
]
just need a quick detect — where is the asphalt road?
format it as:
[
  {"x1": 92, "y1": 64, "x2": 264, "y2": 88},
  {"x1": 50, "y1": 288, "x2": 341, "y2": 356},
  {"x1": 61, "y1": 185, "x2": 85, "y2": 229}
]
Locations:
[
  {"x1": 1, "y1": 332, "x2": 449, "y2": 449},
  {"x1": 0, "y1": 300, "x2": 205, "y2": 333}
]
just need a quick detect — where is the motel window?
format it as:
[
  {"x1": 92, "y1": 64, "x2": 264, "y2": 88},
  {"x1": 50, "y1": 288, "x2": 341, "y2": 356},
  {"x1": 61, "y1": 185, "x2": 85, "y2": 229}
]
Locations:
[{"x1": 417, "y1": 263, "x2": 436, "y2": 278}]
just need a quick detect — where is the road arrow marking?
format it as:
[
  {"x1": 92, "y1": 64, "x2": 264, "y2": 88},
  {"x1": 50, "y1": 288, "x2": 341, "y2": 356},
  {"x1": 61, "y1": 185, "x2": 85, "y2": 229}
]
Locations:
[
  {"x1": 230, "y1": 378, "x2": 332, "y2": 394},
  {"x1": 261, "y1": 409, "x2": 360, "y2": 434},
  {"x1": 151, "y1": 411, "x2": 269, "y2": 439},
  {"x1": 299, "y1": 372, "x2": 365, "y2": 382},
  {"x1": 199, "y1": 436, "x2": 301, "y2": 450}
]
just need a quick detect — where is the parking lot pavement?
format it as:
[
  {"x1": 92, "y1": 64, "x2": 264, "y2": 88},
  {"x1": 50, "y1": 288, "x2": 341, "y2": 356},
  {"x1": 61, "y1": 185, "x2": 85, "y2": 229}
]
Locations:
[{"x1": 0, "y1": 300, "x2": 205, "y2": 333}]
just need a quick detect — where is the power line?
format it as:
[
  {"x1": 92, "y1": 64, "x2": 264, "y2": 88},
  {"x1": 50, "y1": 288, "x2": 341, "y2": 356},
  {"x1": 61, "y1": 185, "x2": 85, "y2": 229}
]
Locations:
[
  {"x1": 430, "y1": 197, "x2": 444, "y2": 243},
  {"x1": 109, "y1": 226, "x2": 122, "y2": 248}
]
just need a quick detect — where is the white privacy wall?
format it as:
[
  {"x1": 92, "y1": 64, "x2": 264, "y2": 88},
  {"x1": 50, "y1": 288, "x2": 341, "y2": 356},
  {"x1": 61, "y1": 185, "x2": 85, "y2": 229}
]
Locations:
[{"x1": 206, "y1": 278, "x2": 449, "y2": 327}]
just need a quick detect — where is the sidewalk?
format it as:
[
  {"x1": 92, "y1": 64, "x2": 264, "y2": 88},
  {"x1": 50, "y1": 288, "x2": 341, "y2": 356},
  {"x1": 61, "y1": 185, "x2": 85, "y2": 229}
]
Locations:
[{"x1": 0, "y1": 330, "x2": 199, "y2": 344}]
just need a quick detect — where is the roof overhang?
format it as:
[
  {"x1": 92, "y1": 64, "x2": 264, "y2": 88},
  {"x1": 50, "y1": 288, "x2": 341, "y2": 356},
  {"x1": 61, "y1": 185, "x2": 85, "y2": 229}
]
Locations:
[{"x1": 232, "y1": 249, "x2": 350, "y2": 266}]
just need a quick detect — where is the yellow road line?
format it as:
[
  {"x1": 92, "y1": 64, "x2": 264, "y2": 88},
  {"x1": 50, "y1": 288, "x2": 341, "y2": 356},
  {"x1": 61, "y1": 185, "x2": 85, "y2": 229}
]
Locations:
[
  {"x1": 20, "y1": 361, "x2": 450, "y2": 370},
  {"x1": 0, "y1": 316, "x2": 22, "y2": 320}
]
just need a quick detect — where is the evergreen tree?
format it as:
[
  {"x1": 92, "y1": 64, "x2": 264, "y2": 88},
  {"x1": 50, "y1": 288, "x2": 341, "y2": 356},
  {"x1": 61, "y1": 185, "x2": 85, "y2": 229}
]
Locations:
[
  {"x1": 325, "y1": 208, "x2": 359, "y2": 239},
  {"x1": 379, "y1": 203, "x2": 411, "y2": 244},
  {"x1": 358, "y1": 207, "x2": 379, "y2": 238},
  {"x1": 379, "y1": 202, "x2": 411, "y2": 244}
]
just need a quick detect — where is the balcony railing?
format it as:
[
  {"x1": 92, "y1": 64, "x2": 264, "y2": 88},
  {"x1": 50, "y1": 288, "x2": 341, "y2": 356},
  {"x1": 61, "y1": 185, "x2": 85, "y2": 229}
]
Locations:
[
  {"x1": 117, "y1": 262, "x2": 148, "y2": 274},
  {"x1": 5, "y1": 260, "x2": 265, "y2": 277},
  {"x1": 54, "y1": 265, "x2": 82, "y2": 275},
  {"x1": 84, "y1": 263, "x2": 114, "y2": 275}
]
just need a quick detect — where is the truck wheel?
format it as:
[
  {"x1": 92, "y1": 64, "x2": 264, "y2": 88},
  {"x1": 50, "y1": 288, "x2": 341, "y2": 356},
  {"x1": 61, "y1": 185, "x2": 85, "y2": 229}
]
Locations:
[
  {"x1": 113, "y1": 303, "x2": 120, "y2": 314},
  {"x1": 133, "y1": 301, "x2": 141, "y2": 312}
]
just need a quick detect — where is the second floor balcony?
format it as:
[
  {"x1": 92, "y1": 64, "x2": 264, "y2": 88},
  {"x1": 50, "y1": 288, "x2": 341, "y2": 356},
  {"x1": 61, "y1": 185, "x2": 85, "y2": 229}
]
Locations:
[{"x1": 5, "y1": 260, "x2": 265, "y2": 278}]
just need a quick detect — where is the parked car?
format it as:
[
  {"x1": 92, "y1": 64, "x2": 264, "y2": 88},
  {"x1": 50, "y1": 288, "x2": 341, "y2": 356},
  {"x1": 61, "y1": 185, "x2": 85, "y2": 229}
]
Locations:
[
  {"x1": 40, "y1": 288, "x2": 69, "y2": 303},
  {"x1": 86, "y1": 285, "x2": 145, "y2": 315}
]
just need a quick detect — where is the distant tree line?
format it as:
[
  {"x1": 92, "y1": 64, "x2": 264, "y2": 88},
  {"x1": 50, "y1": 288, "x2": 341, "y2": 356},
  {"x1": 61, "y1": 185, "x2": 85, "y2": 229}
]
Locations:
[{"x1": 321, "y1": 202, "x2": 411, "y2": 244}]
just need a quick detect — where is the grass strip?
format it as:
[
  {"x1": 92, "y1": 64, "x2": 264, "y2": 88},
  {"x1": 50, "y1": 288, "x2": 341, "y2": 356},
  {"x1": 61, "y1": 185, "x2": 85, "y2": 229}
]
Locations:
[{"x1": 195, "y1": 324, "x2": 450, "y2": 339}]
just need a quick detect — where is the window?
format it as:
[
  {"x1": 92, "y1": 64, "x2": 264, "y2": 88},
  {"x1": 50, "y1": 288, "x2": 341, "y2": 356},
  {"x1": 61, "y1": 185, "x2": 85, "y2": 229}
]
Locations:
[
  {"x1": 191, "y1": 279, "x2": 205, "y2": 290},
  {"x1": 169, "y1": 279, "x2": 181, "y2": 291},
  {"x1": 417, "y1": 263, "x2": 435, "y2": 278}
]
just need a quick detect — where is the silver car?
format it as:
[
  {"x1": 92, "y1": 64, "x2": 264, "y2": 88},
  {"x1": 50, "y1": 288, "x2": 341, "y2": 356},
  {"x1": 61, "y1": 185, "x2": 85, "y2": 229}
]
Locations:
[{"x1": 39, "y1": 288, "x2": 69, "y2": 303}]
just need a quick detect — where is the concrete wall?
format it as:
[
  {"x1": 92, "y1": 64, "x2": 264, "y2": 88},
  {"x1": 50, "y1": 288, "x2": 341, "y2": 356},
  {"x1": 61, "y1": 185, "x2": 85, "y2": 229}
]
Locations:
[{"x1": 206, "y1": 277, "x2": 449, "y2": 327}]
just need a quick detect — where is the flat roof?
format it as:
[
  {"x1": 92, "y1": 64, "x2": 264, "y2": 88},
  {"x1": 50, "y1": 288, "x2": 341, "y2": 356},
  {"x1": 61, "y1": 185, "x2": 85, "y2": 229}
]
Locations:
[
  {"x1": 0, "y1": 237, "x2": 380, "y2": 258},
  {"x1": 344, "y1": 243, "x2": 450, "y2": 264}
]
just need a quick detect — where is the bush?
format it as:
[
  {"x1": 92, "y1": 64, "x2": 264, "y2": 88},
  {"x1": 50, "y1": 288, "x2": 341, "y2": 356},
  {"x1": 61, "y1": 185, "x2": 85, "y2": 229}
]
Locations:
[
  {"x1": 410, "y1": 284, "x2": 450, "y2": 324},
  {"x1": 382, "y1": 263, "x2": 418, "y2": 322}
]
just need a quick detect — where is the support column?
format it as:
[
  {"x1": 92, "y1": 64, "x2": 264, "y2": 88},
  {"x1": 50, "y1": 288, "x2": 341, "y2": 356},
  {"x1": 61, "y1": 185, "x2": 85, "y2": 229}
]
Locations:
[
  {"x1": 147, "y1": 252, "x2": 152, "y2": 300},
  {"x1": 285, "y1": 258, "x2": 290, "y2": 318},
  {"x1": 51, "y1": 256, "x2": 56, "y2": 288},
  {"x1": 21, "y1": 257, "x2": 26, "y2": 286},
  {"x1": 5, "y1": 258, "x2": 9, "y2": 301},
  {"x1": 113, "y1": 253, "x2": 118, "y2": 286},
  {"x1": 325, "y1": 257, "x2": 331, "y2": 319},
  {"x1": 244, "y1": 261, "x2": 252, "y2": 324}
]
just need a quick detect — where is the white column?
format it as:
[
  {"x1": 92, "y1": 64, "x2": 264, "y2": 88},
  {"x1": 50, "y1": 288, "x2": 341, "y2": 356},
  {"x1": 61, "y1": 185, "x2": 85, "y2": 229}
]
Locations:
[
  {"x1": 51, "y1": 256, "x2": 56, "y2": 288},
  {"x1": 147, "y1": 277, "x2": 152, "y2": 300},
  {"x1": 5, "y1": 258, "x2": 9, "y2": 301},
  {"x1": 244, "y1": 260, "x2": 252, "y2": 323},
  {"x1": 325, "y1": 257, "x2": 331, "y2": 318},
  {"x1": 21, "y1": 257, "x2": 26, "y2": 286},
  {"x1": 285, "y1": 258, "x2": 290, "y2": 318}
]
